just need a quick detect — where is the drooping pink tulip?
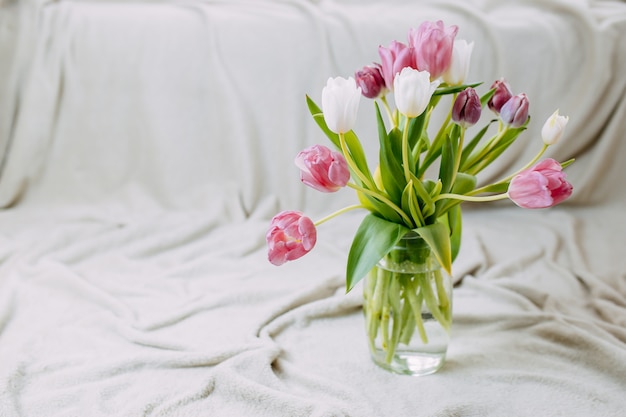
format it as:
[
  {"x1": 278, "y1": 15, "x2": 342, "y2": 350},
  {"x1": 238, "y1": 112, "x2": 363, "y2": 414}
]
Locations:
[
  {"x1": 500, "y1": 93, "x2": 530, "y2": 128},
  {"x1": 355, "y1": 64, "x2": 387, "y2": 99},
  {"x1": 408, "y1": 20, "x2": 458, "y2": 80},
  {"x1": 488, "y1": 78, "x2": 513, "y2": 114},
  {"x1": 452, "y1": 87, "x2": 482, "y2": 128},
  {"x1": 508, "y1": 159, "x2": 573, "y2": 209},
  {"x1": 295, "y1": 145, "x2": 350, "y2": 193},
  {"x1": 378, "y1": 40, "x2": 416, "y2": 91},
  {"x1": 267, "y1": 211, "x2": 317, "y2": 266}
]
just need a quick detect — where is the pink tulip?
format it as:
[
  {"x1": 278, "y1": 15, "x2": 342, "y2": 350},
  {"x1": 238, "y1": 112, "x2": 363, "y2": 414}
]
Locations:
[
  {"x1": 500, "y1": 93, "x2": 530, "y2": 128},
  {"x1": 295, "y1": 145, "x2": 350, "y2": 193},
  {"x1": 408, "y1": 20, "x2": 458, "y2": 80},
  {"x1": 452, "y1": 87, "x2": 482, "y2": 128},
  {"x1": 487, "y1": 79, "x2": 513, "y2": 114},
  {"x1": 267, "y1": 211, "x2": 317, "y2": 266},
  {"x1": 355, "y1": 64, "x2": 387, "y2": 99},
  {"x1": 508, "y1": 159, "x2": 573, "y2": 209},
  {"x1": 378, "y1": 40, "x2": 416, "y2": 91}
]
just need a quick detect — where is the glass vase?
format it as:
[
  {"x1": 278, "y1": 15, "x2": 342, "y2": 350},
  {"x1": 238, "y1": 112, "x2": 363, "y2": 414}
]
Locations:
[{"x1": 362, "y1": 232, "x2": 453, "y2": 376}]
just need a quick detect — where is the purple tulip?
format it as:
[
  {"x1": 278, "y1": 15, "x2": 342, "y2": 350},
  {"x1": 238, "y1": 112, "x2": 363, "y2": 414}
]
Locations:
[
  {"x1": 378, "y1": 40, "x2": 416, "y2": 91},
  {"x1": 452, "y1": 87, "x2": 482, "y2": 128},
  {"x1": 500, "y1": 93, "x2": 530, "y2": 128},
  {"x1": 295, "y1": 145, "x2": 350, "y2": 193},
  {"x1": 267, "y1": 211, "x2": 317, "y2": 266},
  {"x1": 508, "y1": 159, "x2": 573, "y2": 209},
  {"x1": 408, "y1": 20, "x2": 458, "y2": 80},
  {"x1": 487, "y1": 79, "x2": 513, "y2": 114},
  {"x1": 355, "y1": 64, "x2": 387, "y2": 99}
]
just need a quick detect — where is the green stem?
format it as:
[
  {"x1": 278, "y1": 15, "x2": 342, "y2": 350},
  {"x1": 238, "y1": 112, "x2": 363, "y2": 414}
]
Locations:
[
  {"x1": 385, "y1": 276, "x2": 403, "y2": 363},
  {"x1": 467, "y1": 143, "x2": 551, "y2": 197},
  {"x1": 419, "y1": 274, "x2": 450, "y2": 331},
  {"x1": 401, "y1": 117, "x2": 412, "y2": 185},
  {"x1": 464, "y1": 128, "x2": 508, "y2": 175},
  {"x1": 434, "y1": 269, "x2": 451, "y2": 323},
  {"x1": 313, "y1": 204, "x2": 365, "y2": 227},
  {"x1": 399, "y1": 295, "x2": 416, "y2": 345},
  {"x1": 380, "y1": 95, "x2": 396, "y2": 129},
  {"x1": 406, "y1": 281, "x2": 428, "y2": 344},
  {"x1": 365, "y1": 269, "x2": 378, "y2": 352},
  {"x1": 346, "y1": 182, "x2": 414, "y2": 227},
  {"x1": 433, "y1": 192, "x2": 510, "y2": 203},
  {"x1": 452, "y1": 128, "x2": 465, "y2": 186}
]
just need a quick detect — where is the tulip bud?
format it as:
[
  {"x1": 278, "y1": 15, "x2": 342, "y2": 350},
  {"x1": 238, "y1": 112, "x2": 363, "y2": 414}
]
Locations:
[
  {"x1": 267, "y1": 211, "x2": 317, "y2": 266},
  {"x1": 408, "y1": 20, "x2": 458, "y2": 80},
  {"x1": 295, "y1": 145, "x2": 350, "y2": 193},
  {"x1": 354, "y1": 64, "x2": 387, "y2": 99},
  {"x1": 488, "y1": 78, "x2": 513, "y2": 114},
  {"x1": 499, "y1": 93, "x2": 530, "y2": 128},
  {"x1": 541, "y1": 109, "x2": 569, "y2": 145},
  {"x1": 393, "y1": 67, "x2": 440, "y2": 118},
  {"x1": 321, "y1": 76, "x2": 361, "y2": 134},
  {"x1": 452, "y1": 87, "x2": 482, "y2": 128},
  {"x1": 507, "y1": 159, "x2": 573, "y2": 209},
  {"x1": 378, "y1": 41, "x2": 416, "y2": 91},
  {"x1": 442, "y1": 40, "x2": 474, "y2": 86}
]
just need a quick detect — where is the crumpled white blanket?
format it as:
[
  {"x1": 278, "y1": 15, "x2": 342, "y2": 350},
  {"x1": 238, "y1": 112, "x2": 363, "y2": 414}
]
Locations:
[{"x1": 0, "y1": 0, "x2": 625, "y2": 416}]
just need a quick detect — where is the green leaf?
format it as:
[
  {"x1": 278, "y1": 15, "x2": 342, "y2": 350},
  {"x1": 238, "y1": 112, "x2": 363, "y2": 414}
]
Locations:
[
  {"x1": 356, "y1": 191, "x2": 404, "y2": 224},
  {"x1": 306, "y1": 95, "x2": 374, "y2": 186},
  {"x1": 400, "y1": 181, "x2": 423, "y2": 227},
  {"x1": 408, "y1": 173, "x2": 435, "y2": 218},
  {"x1": 448, "y1": 205, "x2": 463, "y2": 262},
  {"x1": 344, "y1": 130, "x2": 374, "y2": 184},
  {"x1": 471, "y1": 126, "x2": 527, "y2": 174},
  {"x1": 346, "y1": 214, "x2": 410, "y2": 292},
  {"x1": 376, "y1": 103, "x2": 405, "y2": 203},
  {"x1": 407, "y1": 110, "x2": 427, "y2": 150},
  {"x1": 480, "y1": 87, "x2": 496, "y2": 108},
  {"x1": 307, "y1": 96, "x2": 341, "y2": 149},
  {"x1": 434, "y1": 82, "x2": 482, "y2": 96},
  {"x1": 414, "y1": 222, "x2": 452, "y2": 275},
  {"x1": 451, "y1": 172, "x2": 477, "y2": 195},
  {"x1": 560, "y1": 158, "x2": 575, "y2": 169},
  {"x1": 420, "y1": 123, "x2": 452, "y2": 177},
  {"x1": 438, "y1": 131, "x2": 456, "y2": 194},
  {"x1": 460, "y1": 120, "x2": 496, "y2": 169}
]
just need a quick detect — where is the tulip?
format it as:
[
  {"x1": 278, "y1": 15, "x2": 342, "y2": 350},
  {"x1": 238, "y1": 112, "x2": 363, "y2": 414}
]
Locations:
[
  {"x1": 321, "y1": 76, "x2": 361, "y2": 134},
  {"x1": 487, "y1": 78, "x2": 513, "y2": 114},
  {"x1": 355, "y1": 64, "x2": 387, "y2": 99},
  {"x1": 507, "y1": 159, "x2": 573, "y2": 209},
  {"x1": 267, "y1": 211, "x2": 317, "y2": 266},
  {"x1": 408, "y1": 20, "x2": 458, "y2": 80},
  {"x1": 452, "y1": 87, "x2": 482, "y2": 128},
  {"x1": 295, "y1": 145, "x2": 350, "y2": 193},
  {"x1": 541, "y1": 109, "x2": 569, "y2": 145},
  {"x1": 378, "y1": 40, "x2": 416, "y2": 91},
  {"x1": 499, "y1": 93, "x2": 530, "y2": 128},
  {"x1": 393, "y1": 67, "x2": 440, "y2": 118},
  {"x1": 442, "y1": 40, "x2": 474, "y2": 86}
]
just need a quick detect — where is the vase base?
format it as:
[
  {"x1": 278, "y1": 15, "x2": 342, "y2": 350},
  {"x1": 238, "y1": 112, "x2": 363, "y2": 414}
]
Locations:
[{"x1": 370, "y1": 350, "x2": 446, "y2": 376}]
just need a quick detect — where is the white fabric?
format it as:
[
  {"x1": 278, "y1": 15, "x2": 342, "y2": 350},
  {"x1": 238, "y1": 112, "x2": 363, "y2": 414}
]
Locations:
[{"x1": 0, "y1": 0, "x2": 625, "y2": 416}]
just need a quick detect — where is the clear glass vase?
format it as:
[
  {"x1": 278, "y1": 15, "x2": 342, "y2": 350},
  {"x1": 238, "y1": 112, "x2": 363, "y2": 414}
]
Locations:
[{"x1": 363, "y1": 232, "x2": 453, "y2": 376}]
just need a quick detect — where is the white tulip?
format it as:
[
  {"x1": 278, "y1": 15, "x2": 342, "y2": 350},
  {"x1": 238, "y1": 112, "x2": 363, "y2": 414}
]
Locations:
[
  {"x1": 442, "y1": 40, "x2": 474, "y2": 86},
  {"x1": 321, "y1": 76, "x2": 361, "y2": 134},
  {"x1": 541, "y1": 109, "x2": 569, "y2": 145},
  {"x1": 393, "y1": 67, "x2": 440, "y2": 118}
]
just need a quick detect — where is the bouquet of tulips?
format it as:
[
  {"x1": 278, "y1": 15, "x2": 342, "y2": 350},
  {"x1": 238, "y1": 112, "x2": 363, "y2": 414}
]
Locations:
[{"x1": 265, "y1": 20, "x2": 573, "y2": 363}]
